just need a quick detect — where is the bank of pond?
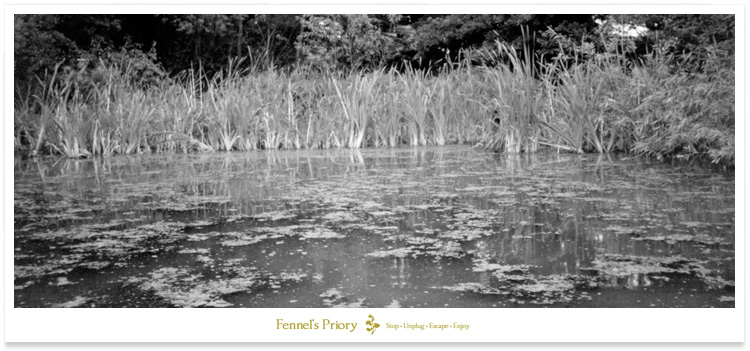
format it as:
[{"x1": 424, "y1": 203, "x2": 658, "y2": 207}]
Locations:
[{"x1": 14, "y1": 43, "x2": 734, "y2": 167}]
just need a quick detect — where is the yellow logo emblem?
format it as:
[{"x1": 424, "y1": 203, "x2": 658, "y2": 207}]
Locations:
[{"x1": 365, "y1": 314, "x2": 380, "y2": 335}]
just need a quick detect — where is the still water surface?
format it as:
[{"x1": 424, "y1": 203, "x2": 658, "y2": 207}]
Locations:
[{"x1": 14, "y1": 146, "x2": 735, "y2": 308}]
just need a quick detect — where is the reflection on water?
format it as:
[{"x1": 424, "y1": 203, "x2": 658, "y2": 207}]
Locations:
[{"x1": 14, "y1": 146, "x2": 734, "y2": 308}]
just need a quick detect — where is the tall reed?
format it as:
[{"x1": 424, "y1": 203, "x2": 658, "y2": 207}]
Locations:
[
  {"x1": 14, "y1": 43, "x2": 734, "y2": 166},
  {"x1": 478, "y1": 41, "x2": 542, "y2": 153},
  {"x1": 398, "y1": 66, "x2": 430, "y2": 146},
  {"x1": 331, "y1": 69, "x2": 385, "y2": 148},
  {"x1": 540, "y1": 60, "x2": 609, "y2": 153},
  {"x1": 370, "y1": 72, "x2": 401, "y2": 147}
]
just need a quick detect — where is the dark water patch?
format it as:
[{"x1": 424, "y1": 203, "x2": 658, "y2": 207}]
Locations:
[{"x1": 14, "y1": 146, "x2": 734, "y2": 307}]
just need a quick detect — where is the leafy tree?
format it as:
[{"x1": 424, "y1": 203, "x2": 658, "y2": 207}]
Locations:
[
  {"x1": 610, "y1": 14, "x2": 734, "y2": 71},
  {"x1": 245, "y1": 15, "x2": 301, "y2": 69},
  {"x1": 14, "y1": 14, "x2": 122, "y2": 87},
  {"x1": 129, "y1": 14, "x2": 301, "y2": 72},
  {"x1": 295, "y1": 14, "x2": 410, "y2": 71},
  {"x1": 407, "y1": 14, "x2": 600, "y2": 67},
  {"x1": 160, "y1": 15, "x2": 249, "y2": 72},
  {"x1": 15, "y1": 15, "x2": 73, "y2": 86}
]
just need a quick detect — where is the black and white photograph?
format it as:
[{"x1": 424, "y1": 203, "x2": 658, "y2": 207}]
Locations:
[{"x1": 11, "y1": 11, "x2": 737, "y2": 315}]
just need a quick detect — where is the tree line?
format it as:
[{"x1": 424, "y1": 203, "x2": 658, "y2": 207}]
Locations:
[
  {"x1": 13, "y1": 14, "x2": 735, "y2": 166},
  {"x1": 15, "y1": 14, "x2": 734, "y2": 82}
]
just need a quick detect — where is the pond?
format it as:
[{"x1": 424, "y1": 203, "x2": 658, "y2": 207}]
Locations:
[{"x1": 14, "y1": 146, "x2": 735, "y2": 308}]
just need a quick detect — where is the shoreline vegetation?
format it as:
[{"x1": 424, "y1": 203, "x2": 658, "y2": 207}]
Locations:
[{"x1": 14, "y1": 17, "x2": 734, "y2": 167}]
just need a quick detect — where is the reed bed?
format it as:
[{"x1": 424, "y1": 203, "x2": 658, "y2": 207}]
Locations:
[
  {"x1": 476, "y1": 41, "x2": 542, "y2": 153},
  {"x1": 14, "y1": 44, "x2": 735, "y2": 166}
]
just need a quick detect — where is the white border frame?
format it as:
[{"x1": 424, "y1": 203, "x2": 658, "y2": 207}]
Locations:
[{"x1": 3, "y1": 3, "x2": 745, "y2": 343}]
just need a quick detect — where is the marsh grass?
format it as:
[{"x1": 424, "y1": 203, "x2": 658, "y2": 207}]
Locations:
[
  {"x1": 540, "y1": 60, "x2": 612, "y2": 153},
  {"x1": 15, "y1": 43, "x2": 734, "y2": 166},
  {"x1": 476, "y1": 41, "x2": 542, "y2": 153},
  {"x1": 398, "y1": 66, "x2": 430, "y2": 146},
  {"x1": 370, "y1": 72, "x2": 401, "y2": 148}
]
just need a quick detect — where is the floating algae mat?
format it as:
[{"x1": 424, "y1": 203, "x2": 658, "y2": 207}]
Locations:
[{"x1": 14, "y1": 146, "x2": 735, "y2": 308}]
